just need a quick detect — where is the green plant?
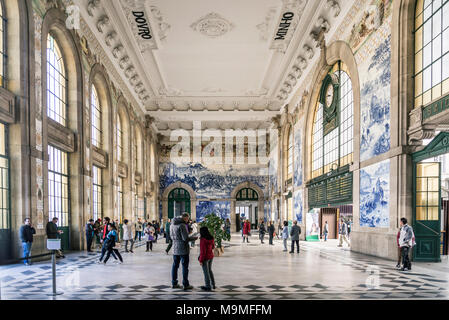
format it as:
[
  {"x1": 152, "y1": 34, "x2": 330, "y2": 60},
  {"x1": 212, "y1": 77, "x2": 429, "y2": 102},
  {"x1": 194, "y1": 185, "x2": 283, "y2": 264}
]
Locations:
[{"x1": 200, "y1": 214, "x2": 230, "y2": 248}]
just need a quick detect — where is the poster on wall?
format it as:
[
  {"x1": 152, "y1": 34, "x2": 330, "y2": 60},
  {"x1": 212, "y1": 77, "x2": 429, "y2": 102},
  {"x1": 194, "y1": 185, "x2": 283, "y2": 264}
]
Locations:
[{"x1": 306, "y1": 209, "x2": 320, "y2": 241}]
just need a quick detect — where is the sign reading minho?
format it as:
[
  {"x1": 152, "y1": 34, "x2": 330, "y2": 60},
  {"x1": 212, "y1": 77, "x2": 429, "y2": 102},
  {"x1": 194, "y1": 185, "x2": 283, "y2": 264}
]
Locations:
[{"x1": 274, "y1": 12, "x2": 294, "y2": 41}]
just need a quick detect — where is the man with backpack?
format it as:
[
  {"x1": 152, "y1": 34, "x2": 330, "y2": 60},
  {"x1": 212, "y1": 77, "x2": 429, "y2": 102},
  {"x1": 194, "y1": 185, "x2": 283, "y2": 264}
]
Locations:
[
  {"x1": 289, "y1": 220, "x2": 301, "y2": 253},
  {"x1": 399, "y1": 217, "x2": 415, "y2": 271}
]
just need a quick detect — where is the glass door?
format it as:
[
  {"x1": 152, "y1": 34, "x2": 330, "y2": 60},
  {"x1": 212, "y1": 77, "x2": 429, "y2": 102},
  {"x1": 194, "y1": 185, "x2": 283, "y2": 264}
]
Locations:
[{"x1": 414, "y1": 162, "x2": 441, "y2": 261}]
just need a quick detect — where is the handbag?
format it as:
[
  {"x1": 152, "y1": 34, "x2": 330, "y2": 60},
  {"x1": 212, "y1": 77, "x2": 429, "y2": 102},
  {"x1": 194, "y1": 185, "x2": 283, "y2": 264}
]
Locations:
[{"x1": 148, "y1": 235, "x2": 154, "y2": 241}]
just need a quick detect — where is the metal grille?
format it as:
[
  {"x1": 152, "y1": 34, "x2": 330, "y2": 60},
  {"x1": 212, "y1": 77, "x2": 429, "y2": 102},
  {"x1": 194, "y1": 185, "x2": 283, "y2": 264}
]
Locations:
[
  {"x1": 0, "y1": 123, "x2": 9, "y2": 230},
  {"x1": 0, "y1": 0, "x2": 7, "y2": 87},
  {"x1": 92, "y1": 165, "x2": 102, "y2": 221},
  {"x1": 48, "y1": 145, "x2": 69, "y2": 226},
  {"x1": 47, "y1": 35, "x2": 67, "y2": 126},
  {"x1": 91, "y1": 86, "x2": 102, "y2": 148}
]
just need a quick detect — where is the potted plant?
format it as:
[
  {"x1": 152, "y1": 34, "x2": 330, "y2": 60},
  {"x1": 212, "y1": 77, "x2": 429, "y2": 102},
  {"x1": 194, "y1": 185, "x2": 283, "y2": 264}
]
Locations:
[{"x1": 200, "y1": 213, "x2": 231, "y2": 256}]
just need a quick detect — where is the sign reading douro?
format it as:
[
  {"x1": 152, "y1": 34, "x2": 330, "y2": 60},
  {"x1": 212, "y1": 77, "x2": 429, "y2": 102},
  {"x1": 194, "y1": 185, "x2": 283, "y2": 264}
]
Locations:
[{"x1": 132, "y1": 11, "x2": 152, "y2": 40}]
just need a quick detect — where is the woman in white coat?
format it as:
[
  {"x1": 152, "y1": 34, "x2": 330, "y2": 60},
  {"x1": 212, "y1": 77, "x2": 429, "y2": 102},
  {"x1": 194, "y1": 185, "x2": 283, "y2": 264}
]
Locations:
[{"x1": 122, "y1": 219, "x2": 134, "y2": 253}]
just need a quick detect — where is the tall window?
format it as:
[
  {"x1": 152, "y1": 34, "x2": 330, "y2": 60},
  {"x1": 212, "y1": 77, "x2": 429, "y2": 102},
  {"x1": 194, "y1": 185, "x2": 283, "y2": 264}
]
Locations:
[
  {"x1": 92, "y1": 165, "x2": 102, "y2": 221},
  {"x1": 287, "y1": 128, "x2": 293, "y2": 179},
  {"x1": 0, "y1": 123, "x2": 9, "y2": 231},
  {"x1": 0, "y1": 0, "x2": 7, "y2": 87},
  {"x1": 133, "y1": 135, "x2": 138, "y2": 171},
  {"x1": 118, "y1": 177, "x2": 123, "y2": 222},
  {"x1": 117, "y1": 115, "x2": 123, "y2": 162},
  {"x1": 415, "y1": 0, "x2": 449, "y2": 108},
  {"x1": 91, "y1": 85, "x2": 102, "y2": 148},
  {"x1": 47, "y1": 35, "x2": 67, "y2": 126},
  {"x1": 311, "y1": 62, "x2": 354, "y2": 179},
  {"x1": 48, "y1": 145, "x2": 69, "y2": 226}
]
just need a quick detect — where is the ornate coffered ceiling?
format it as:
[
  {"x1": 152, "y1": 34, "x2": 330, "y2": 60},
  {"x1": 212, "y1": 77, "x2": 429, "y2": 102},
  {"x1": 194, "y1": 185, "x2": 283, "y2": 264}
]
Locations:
[{"x1": 74, "y1": 0, "x2": 352, "y2": 138}]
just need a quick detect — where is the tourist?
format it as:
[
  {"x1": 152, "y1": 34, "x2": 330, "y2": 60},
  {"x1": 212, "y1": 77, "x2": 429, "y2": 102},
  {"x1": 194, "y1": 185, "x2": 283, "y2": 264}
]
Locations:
[
  {"x1": 259, "y1": 220, "x2": 266, "y2": 244},
  {"x1": 190, "y1": 220, "x2": 198, "y2": 248},
  {"x1": 165, "y1": 218, "x2": 171, "y2": 243},
  {"x1": 241, "y1": 218, "x2": 245, "y2": 238},
  {"x1": 94, "y1": 218, "x2": 102, "y2": 249},
  {"x1": 154, "y1": 220, "x2": 160, "y2": 242},
  {"x1": 282, "y1": 221, "x2": 289, "y2": 252},
  {"x1": 19, "y1": 218, "x2": 36, "y2": 266},
  {"x1": 165, "y1": 219, "x2": 173, "y2": 254},
  {"x1": 289, "y1": 220, "x2": 301, "y2": 254},
  {"x1": 242, "y1": 219, "x2": 251, "y2": 243},
  {"x1": 101, "y1": 217, "x2": 111, "y2": 243},
  {"x1": 224, "y1": 218, "x2": 231, "y2": 239},
  {"x1": 268, "y1": 221, "x2": 275, "y2": 245},
  {"x1": 122, "y1": 219, "x2": 134, "y2": 253},
  {"x1": 134, "y1": 218, "x2": 143, "y2": 241},
  {"x1": 85, "y1": 219, "x2": 95, "y2": 252},
  {"x1": 170, "y1": 213, "x2": 198, "y2": 290},
  {"x1": 144, "y1": 222, "x2": 155, "y2": 252},
  {"x1": 46, "y1": 217, "x2": 65, "y2": 258},
  {"x1": 399, "y1": 217, "x2": 415, "y2": 271},
  {"x1": 338, "y1": 219, "x2": 350, "y2": 247},
  {"x1": 114, "y1": 219, "x2": 121, "y2": 242},
  {"x1": 199, "y1": 226, "x2": 216, "y2": 291},
  {"x1": 322, "y1": 221, "x2": 329, "y2": 242},
  {"x1": 102, "y1": 224, "x2": 123, "y2": 265}
]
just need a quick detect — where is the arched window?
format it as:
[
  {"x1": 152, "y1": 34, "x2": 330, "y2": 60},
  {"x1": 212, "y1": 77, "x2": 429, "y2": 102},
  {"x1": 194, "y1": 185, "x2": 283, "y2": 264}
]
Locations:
[
  {"x1": 117, "y1": 115, "x2": 123, "y2": 162},
  {"x1": 414, "y1": 0, "x2": 449, "y2": 108},
  {"x1": 236, "y1": 188, "x2": 258, "y2": 201},
  {"x1": 91, "y1": 85, "x2": 102, "y2": 148},
  {"x1": 92, "y1": 165, "x2": 102, "y2": 221},
  {"x1": 0, "y1": 0, "x2": 7, "y2": 87},
  {"x1": 287, "y1": 128, "x2": 293, "y2": 179},
  {"x1": 311, "y1": 62, "x2": 354, "y2": 179},
  {"x1": 47, "y1": 34, "x2": 67, "y2": 126}
]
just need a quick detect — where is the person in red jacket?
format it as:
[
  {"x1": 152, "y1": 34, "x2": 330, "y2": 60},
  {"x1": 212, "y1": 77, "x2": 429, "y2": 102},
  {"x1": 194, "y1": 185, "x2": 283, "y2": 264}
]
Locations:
[
  {"x1": 242, "y1": 219, "x2": 251, "y2": 243},
  {"x1": 199, "y1": 226, "x2": 216, "y2": 291}
]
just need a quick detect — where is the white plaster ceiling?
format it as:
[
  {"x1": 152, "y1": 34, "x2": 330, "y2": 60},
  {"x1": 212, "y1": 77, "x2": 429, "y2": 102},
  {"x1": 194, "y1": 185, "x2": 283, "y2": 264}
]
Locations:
[{"x1": 75, "y1": 0, "x2": 352, "y2": 137}]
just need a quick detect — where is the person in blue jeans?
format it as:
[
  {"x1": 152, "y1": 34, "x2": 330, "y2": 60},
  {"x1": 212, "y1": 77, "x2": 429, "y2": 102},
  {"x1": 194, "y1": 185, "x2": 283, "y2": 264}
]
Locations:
[
  {"x1": 19, "y1": 218, "x2": 36, "y2": 266},
  {"x1": 170, "y1": 213, "x2": 198, "y2": 290}
]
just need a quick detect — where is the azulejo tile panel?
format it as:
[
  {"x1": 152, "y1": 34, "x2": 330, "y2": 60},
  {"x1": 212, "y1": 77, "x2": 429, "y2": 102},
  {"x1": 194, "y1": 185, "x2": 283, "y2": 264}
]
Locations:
[
  {"x1": 294, "y1": 189, "x2": 303, "y2": 223},
  {"x1": 359, "y1": 159, "x2": 390, "y2": 228},
  {"x1": 196, "y1": 201, "x2": 231, "y2": 222}
]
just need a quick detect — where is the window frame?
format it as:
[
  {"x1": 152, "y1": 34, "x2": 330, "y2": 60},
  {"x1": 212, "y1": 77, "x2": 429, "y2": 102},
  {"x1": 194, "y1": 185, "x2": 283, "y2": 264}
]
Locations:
[
  {"x1": 0, "y1": 122, "x2": 10, "y2": 231},
  {"x1": 92, "y1": 165, "x2": 102, "y2": 221},
  {"x1": 48, "y1": 145, "x2": 70, "y2": 227},
  {"x1": 91, "y1": 85, "x2": 102, "y2": 149},
  {"x1": 0, "y1": 0, "x2": 8, "y2": 88}
]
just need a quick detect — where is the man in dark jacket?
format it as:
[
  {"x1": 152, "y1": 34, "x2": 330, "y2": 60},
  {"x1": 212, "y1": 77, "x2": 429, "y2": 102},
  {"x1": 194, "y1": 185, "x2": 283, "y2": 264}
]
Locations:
[
  {"x1": 268, "y1": 221, "x2": 275, "y2": 245},
  {"x1": 85, "y1": 219, "x2": 95, "y2": 252},
  {"x1": 46, "y1": 217, "x2": 64, "y2": 258},
  {"x1": 170, "y1": 213, "x2": 198, "y2": 290},
  {"x1": 259, "y1": 221, "x2": 266, "y2": 244},
  {"x1": 289, "y1": 220, "x2": 301, "y2": 254},
  {"x1": 20, "y1": 218, "x2": 36, "y2": 265}
]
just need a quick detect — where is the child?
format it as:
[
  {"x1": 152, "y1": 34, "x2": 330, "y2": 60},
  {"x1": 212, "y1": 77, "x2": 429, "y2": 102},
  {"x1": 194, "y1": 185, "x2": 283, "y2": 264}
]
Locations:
[
  {"x1": 144, "y1": 223, "x2": 155, "y2": 252},
  {"x1": 199, "y1": 226, "x2": 216, "y2": 291},
  {"x1": 103, "y1": 225, "x2": 123, "y2": 264}
]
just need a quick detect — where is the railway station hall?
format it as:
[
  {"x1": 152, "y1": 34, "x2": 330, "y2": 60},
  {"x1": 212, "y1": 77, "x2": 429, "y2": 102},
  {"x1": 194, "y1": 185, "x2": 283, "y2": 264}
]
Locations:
[{"x1": 1, "y1": 0, "x2": 449, "y2": 302}]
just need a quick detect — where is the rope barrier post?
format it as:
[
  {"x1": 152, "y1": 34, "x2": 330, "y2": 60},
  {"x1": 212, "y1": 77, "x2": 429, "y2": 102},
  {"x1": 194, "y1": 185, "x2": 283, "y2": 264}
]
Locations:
[{"x1": 47, "y1": 240, "x2": 63, "y2": 297}]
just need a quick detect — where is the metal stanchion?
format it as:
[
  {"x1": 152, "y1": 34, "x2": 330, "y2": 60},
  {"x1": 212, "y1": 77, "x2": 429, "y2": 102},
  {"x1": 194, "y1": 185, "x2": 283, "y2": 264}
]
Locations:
[{"x1": 46, "y1": 240, "x2": 63, "y2": 297}]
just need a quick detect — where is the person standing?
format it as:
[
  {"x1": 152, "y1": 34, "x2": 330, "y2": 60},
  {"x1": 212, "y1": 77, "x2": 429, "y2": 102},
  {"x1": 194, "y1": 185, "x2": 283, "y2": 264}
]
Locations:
[
  {"x1": 338, "y1": 219, "x2": 350, "y2": 247},
  {"x1": 224, "y1": 218, "x2": 231, "y2": 240},
  {"x1": 268, "y1": 221, "x2": 275, "y2": 245},
  {"x1": 144, "y1": 223, "x2": 155, "y2": 252},
  {"x1": 242, "y1": 219, "x2": 251, "y2": 243},
  {"x1": 46, "y1": 217, "x2": 65, "y2": 258},
  {"x1": 322, "y1": 221, "x2": 329, "y2": 242},
  {"x1": 165, "y1": 219, "x2": 173, "y2": 254},
  {"x1": 134, "y1": 218, "x2": 143, "y2": 241},
  {"x1": 122, "y1": 219, "x2": 134, "y2": 253},
  {"x1": 289, "y1": 220, "x2": 301, "y2": 253},
  {"x1": 399, "y1": 217, "x2": 415, "y2": 271},
  {"x1": 170, "y1": 213, "x2": 198, "y2": 290},
  {"x1": 93, "y1": 218, "x2": 101, "y2": 249},
  {"x1": 282, "y1": 221, "x2": 289, "y2": 252},
  {"x1": 190, "y1": 220, "x2": 198, "y2": 248},
  {"x1": 85, "y1": 219, "x2": 95, "y2": 252},
  {"x1": 199, "y1": 226, "x2": 216, "y2": 292},
  {"x1": 19, "y1": 218, "x2": 36, "y2": 266},
  {"x1": 259, "y1": 220, "x2": 266, "y2": 244}
]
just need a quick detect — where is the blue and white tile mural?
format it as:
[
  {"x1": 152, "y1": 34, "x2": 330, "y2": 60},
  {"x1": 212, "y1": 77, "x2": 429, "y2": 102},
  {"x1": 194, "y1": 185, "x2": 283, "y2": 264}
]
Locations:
[
  {"x1": 268, "y1": 145, "x2": 278, "y2": 194},
  {"x1": 293, "y1": 189, "x2": 303, "y2": 223},
  {"x1": 359, "y1": 159, "x2": 390, "y2": 228},
  {"x1": 196, "y1": 201, "x2": 230, "y2": 222},
  {"x1": 264, "y1": 201, "x2": 271, "y2": 221},
  {"x1": 160, "y1": 162, "x2": 268, "y2": 199},
  {"x1": 294, "y1": 128, "x2": 303, "y2": 187},
  {"x1": 359, "y1": 35, "x2": 391, "y2": 162}
]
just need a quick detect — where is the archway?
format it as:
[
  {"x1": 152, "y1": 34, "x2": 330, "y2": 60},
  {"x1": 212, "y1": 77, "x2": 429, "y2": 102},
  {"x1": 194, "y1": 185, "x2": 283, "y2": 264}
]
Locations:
[
  {"x1": 231, "y1": 182, "x2": 265, "y2": 232},
  {"x1": 162, "y1": 182, "x2": 197, "y2": 221}
]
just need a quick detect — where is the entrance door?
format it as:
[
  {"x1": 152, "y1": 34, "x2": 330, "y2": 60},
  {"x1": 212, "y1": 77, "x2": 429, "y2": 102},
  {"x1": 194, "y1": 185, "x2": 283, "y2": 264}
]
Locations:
[
  {"x1": 168, "y1": 188, "x2": 191, "y2": 219},
  {"x1": 321, "y1": 208, "x2": 337, "y2": 239},
  {"x1": 414, "y1": 162, "x2": 441, "y2": 261}
]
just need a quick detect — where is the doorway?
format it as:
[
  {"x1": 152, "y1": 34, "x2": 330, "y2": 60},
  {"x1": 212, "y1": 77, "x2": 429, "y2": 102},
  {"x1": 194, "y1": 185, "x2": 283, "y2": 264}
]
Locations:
[
  {"x1": 320, "y1": 208, "x2": 338, "y2": 239},
  {"x1": 168, "y1": 188, "x2": 191, "y2": 219}
]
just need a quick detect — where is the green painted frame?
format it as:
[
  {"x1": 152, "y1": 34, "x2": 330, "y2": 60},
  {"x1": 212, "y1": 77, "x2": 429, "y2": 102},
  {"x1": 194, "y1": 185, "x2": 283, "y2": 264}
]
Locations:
[{"x1": 412, "y1": 132, "x2": 449, "y2": 262}]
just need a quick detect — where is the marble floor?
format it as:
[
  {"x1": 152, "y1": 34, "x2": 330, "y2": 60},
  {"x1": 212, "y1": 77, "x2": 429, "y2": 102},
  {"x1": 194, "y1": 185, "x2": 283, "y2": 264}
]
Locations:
[{"x1": 1, "y1": 233, "x2": 449, "y2": 300}]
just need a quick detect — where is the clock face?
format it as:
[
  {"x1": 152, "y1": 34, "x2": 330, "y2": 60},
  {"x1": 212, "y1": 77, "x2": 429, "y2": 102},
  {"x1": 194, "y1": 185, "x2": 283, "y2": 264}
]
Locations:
[{"x1": 325, "y1": 84, "x2": 334, "y2": 107}]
